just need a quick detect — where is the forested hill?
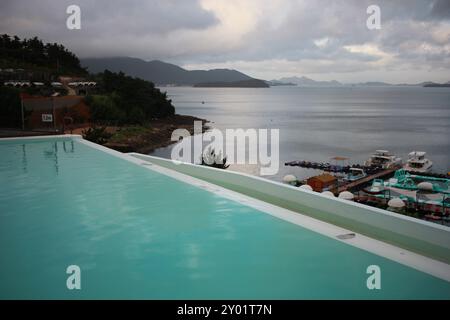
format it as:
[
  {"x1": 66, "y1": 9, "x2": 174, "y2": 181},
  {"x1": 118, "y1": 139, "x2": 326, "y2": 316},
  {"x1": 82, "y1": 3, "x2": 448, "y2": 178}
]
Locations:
[
  {"x1": 0, "y1": 35, "x2": 176, "y2": 127},
  {"x1": 81, "y1": 57, "x2": 255, "y2": 86},
  {"x1": 0, "y1": 34, "x2": 86, "y2": 75}
]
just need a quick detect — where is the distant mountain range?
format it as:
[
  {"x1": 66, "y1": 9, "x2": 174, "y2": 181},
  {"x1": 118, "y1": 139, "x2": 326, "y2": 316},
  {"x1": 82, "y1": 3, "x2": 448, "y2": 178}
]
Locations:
[
  {"x1": 352, "y1": 80, "x2": 450, "y2": 87},
  {"x1": 81, "y1": 57, "x2": 448, "y2": 88},
  {"x1": 271, "y1": 76, "x2": 450, "y2": 87},
  {"x1": 81, "y1": 57, "x2": 255, "y2": 86},
  {"x1": 423, "y1": 81, "x2": 450, "y2": 87},
  {"x1": 194, "y1": 79, "x2": 269, "y2": 88},
  {"x1": 266, "y1": 80, "x2": 297, "y2": 86},
  {"x1": 270, "y1": 76, "x2": 397, "y2": 87},
  {"x1": 274, "y1": 76, "x2": 342, "y2": 87}
]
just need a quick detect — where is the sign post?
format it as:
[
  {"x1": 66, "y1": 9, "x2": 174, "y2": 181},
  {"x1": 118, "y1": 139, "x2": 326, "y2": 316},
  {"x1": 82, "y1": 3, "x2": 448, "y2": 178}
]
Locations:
[
  {"x1": 20, "y1": 93, "x2": 25, "y2": 130},
  {"x1": 42, "y1": 114, "x2": 53, "y2": 122},
  {"x1": 52, "y1": 97, "x2": 56, "y2": 131}
]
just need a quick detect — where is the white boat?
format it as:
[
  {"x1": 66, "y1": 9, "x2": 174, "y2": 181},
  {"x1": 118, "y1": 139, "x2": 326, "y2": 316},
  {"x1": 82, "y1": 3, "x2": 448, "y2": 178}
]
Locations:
[
  {"x1": 403, "y1": 151, "x2": 433, "y2": 173},
  {"x1": 364, "y1": 150, "x2": 402, "y2": 169},
  {"x1": 346, "y1": 167, "x2": 367, "y2": 181}
]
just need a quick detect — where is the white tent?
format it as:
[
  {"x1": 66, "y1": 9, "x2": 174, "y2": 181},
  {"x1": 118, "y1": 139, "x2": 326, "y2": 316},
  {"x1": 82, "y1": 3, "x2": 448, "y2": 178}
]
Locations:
[
  {"x1": 338, "y1": 191, "x2": 354, "y2": 200},
  {"x1": 388, "y1": 198, "x2": 405, "y2": 208},
  {"x1": 283, "y1": 174, "x2": 297, "y2": 184},
  {"x1": 417, "y1": 182, "x2": 433, "y2": 191}
]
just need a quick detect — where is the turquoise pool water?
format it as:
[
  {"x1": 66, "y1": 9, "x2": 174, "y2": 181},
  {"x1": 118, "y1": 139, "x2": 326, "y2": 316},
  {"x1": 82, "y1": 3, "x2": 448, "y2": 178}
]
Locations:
[{"x1": 0, "y1": 137, "x2": 449, "y2": 299}]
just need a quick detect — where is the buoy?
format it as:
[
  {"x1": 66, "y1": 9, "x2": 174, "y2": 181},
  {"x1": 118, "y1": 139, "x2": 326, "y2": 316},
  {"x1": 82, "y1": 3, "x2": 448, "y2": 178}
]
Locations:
[
  {"x1": 321, "y1": 191, "x2": 335, "y2": 197},
  {"x1": 387, "y1": 198, "x2": 405, "y2": 208},
  {"x1": 338, "y1": 191, "x2": 354, "y2": 200},
  {"x1": 283, "y1": 174, "x2": 297, "y2": 185},
  {"x1": 417, "y1": 182, "x2": 433, "y2": 191},
  {"x1": 299, "y1": 184, "x2": 313, "y2": 191}
]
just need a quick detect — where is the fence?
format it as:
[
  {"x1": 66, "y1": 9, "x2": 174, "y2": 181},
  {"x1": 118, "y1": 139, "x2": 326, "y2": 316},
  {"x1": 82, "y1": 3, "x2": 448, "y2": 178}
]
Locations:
[{"x1": 21, "y1": 94, "x2": 90, "y2": 132}]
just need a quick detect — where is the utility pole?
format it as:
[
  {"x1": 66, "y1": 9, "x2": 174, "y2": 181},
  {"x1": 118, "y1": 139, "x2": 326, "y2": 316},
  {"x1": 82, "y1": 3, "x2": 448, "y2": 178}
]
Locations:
[
  {"x1": 52, "y1": 97, "x2": 56, "y2": 131},
  {"x1": 20, "y1": 95, "x2": 25, "y2": 130}
]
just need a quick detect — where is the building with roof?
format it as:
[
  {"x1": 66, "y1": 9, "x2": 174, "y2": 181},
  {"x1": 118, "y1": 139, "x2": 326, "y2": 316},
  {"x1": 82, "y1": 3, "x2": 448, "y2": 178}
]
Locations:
[{"x1": 307, "y1": 173, "x2": 338, "y2": 193}]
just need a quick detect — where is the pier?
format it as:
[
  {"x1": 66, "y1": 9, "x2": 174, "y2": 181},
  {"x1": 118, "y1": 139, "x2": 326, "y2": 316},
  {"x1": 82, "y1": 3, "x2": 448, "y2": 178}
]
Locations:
[
  {"x1": 284, "y1": 157, "x2": 401, "y2": 194},
  {"x1": 284, "y1": 159, "x2": 383, "y2": 175},
  {"x1": 337, "y1": 167, "x2": 398, "y2": 193}
]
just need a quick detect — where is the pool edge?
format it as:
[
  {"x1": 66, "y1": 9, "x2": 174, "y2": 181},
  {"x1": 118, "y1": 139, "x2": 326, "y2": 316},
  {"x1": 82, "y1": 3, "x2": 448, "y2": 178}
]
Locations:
[{"x1": 2, "y1": 134, "x2": 449, "y2": 283}]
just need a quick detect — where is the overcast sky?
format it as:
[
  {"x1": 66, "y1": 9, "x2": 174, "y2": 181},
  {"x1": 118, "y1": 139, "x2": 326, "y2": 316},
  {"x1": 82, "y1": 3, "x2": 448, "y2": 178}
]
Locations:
[{"x1": 1, "y1": 0, "x2": 449, "y2": 83}]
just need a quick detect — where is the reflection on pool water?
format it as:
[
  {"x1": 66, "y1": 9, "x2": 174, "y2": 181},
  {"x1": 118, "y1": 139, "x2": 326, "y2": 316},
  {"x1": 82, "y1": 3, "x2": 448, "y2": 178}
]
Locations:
[{"x1": 0, "y1": 137, "x2": 449, "y2": 299}]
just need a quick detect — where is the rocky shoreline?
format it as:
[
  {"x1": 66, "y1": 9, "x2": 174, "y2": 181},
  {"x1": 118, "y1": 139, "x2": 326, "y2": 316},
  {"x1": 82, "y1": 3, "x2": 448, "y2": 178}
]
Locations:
[{"x1": 87, "y1": 114, "x2": 209, "y2": 154}]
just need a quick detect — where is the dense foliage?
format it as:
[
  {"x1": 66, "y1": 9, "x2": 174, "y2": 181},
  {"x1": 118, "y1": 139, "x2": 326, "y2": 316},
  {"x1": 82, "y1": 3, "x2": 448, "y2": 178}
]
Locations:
[
  {"x1": 82, "y1": 126, "x2": 112, "y2": 145},
  {"x1": 0, "y1": 34, "x2": 86, "y2": 75},
  {"x1": 87, "y1": 70, "x2": 175, "y2": 124},
  {"x1": 0, "y1": 86, "x2": 22, "y2": 127},
  {"x1": 0, "y1": 35, "x2": 175, "y2": 128}
]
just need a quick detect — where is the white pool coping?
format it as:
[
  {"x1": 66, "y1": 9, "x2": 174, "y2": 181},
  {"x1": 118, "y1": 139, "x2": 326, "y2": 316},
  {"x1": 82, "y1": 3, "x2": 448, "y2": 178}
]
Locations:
[{"x1": 2, "y1": 134, "x2": 450, "y2": 283}]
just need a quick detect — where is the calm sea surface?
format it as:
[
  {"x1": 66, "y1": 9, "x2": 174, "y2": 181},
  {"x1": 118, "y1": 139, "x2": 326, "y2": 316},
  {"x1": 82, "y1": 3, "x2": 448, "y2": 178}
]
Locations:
[{"x1": 152, "y1": 86, "x2": 450, "y2": 182}]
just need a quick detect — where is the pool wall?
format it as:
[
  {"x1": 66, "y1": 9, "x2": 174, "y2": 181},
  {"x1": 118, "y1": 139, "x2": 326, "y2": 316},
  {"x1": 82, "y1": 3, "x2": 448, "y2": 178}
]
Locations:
[{"x1": 129, "y1": 152, "x2": 450, "y2": 264}]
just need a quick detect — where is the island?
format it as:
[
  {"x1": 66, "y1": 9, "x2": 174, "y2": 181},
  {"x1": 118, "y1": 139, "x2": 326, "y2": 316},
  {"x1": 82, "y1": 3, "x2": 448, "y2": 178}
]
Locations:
[
  {"x1": 193, "y1": 79, "x2": 269, "y2": 88},
  {"x1": 423, "y1": 83, "x2": 450, "y2": 88}
]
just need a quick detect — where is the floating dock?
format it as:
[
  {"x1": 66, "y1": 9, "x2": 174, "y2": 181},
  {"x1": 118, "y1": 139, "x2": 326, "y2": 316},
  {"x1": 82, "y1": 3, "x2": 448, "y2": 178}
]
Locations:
[
  {"x1": 337, "y1": 168, "x2": 398, "y2": 193},
  {"x1": 284, "y1": 160, "x2": 383, "y2": 175}
]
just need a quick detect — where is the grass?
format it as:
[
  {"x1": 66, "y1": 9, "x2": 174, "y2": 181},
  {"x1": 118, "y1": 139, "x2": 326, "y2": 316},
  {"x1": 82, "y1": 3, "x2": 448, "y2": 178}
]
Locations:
[{"x1": 109, "y1": 126, "x2": 148, "y2": 143}]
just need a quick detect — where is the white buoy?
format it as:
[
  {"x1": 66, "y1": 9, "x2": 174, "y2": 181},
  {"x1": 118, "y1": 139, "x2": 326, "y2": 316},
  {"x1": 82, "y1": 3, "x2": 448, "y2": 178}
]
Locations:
[
  {"x1": 388, "y1": 197, "x2": 405, "y2": 208},
  {"x1": 283, "y1": 174, "x2": 297, "y2": 185},
  {"x1": 417, "y1": 182, "x2": 433, "y2": 191},
  {"x1": 321, "y1": 191, "x2": 335, "y2": 197},
  {"x1": 338, "y1": 191, "x2": 354, "y2": 200},
  {"x1": 299, "y1": 184, "x2": 313, "y2": 191}
]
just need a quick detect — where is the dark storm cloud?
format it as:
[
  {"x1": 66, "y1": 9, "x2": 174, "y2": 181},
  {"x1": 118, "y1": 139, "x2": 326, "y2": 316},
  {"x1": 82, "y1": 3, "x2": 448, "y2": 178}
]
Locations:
[
  {"x1": 0, "y1": 0, "x2": 218, "y2": 56},
  {"x1": 0, "y1": 0, "x2": 218, "y2": 33},
  {"x1": 0, "y1": 0, "x2": 449, "y2": 82},
  {"x1": 430, "y1": 0, "x2": 450, "y2": 19}
]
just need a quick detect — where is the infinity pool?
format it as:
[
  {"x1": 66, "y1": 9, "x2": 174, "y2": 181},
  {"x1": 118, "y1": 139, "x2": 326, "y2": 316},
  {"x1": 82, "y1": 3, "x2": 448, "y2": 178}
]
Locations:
[{"x1": 0, "y1": 136, "x2": 449, "y2": 299}]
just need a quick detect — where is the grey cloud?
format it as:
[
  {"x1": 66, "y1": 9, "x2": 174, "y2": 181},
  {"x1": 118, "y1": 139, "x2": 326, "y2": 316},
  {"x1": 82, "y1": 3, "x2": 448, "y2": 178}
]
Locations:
[
  {"x1": 430, "y1": 0, "x2": 450, "y2": 19},
  {"x1": 0, "y1": 0, "x2": 218, "y2": 51},
  {"x1": 0, "y1": 0, "x2": 449, "y2": 82}
]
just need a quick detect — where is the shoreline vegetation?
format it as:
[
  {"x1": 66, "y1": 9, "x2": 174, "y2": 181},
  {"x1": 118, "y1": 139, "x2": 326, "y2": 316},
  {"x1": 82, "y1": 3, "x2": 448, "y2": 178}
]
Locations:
[
  {"x1": 79, "y1": 114, "x2": 209, "y2": 153},
  {"x1": 1, "y1": 34, "x2": 207, "y2": 154}
]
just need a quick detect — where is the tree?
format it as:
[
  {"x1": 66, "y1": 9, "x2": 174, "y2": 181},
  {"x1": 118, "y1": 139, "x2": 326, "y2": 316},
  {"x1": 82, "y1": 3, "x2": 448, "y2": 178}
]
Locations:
[
  {"x1": 0, "y1": 87, "x2": 21, "y2": 127},
  {"x1": 86, "y1": 94, "x2": 124, "y2": 123},
  {"x1": 87, "y1": 70, "x2": 175, "y2": 124},
  {"x1": 0, "y1": 34, "x2": 87, "y2": 75}
]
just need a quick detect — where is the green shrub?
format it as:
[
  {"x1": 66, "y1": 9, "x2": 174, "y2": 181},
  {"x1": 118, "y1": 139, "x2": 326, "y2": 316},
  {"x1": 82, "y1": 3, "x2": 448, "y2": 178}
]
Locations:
[
  {"x1": 200, "y1": 147, "x2": 230, "y2": 169},
  {"x1": 87, "y1": 94, "x2": 125, "y2": 123},
  {"x1": 82, "y1": 126, "x2": 112, "y2": 145}
]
